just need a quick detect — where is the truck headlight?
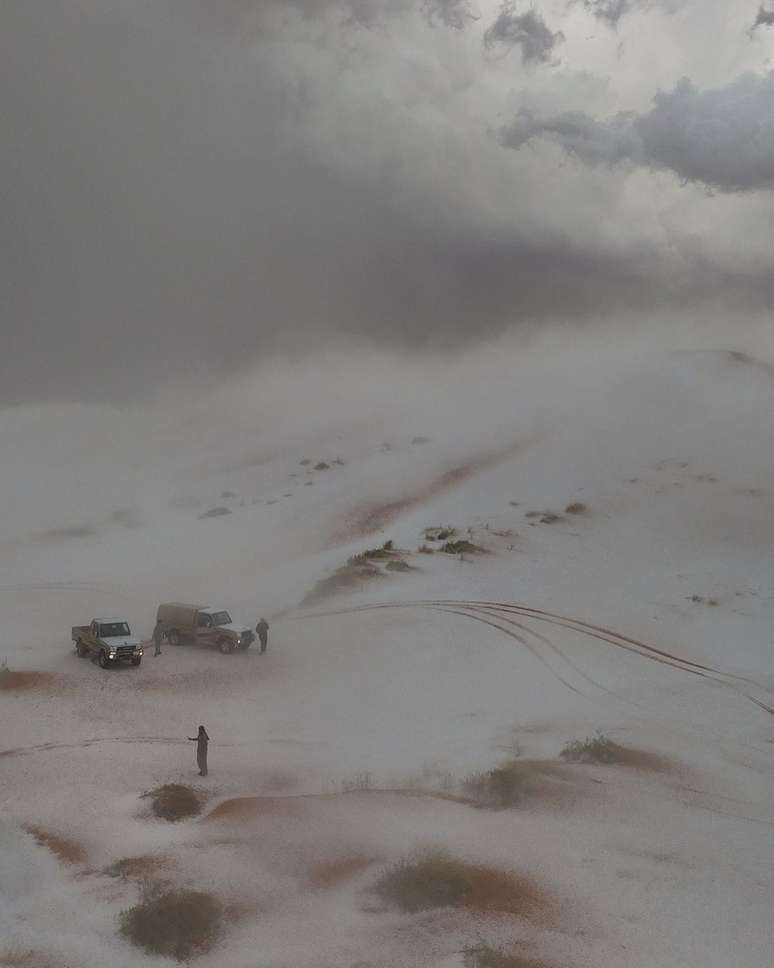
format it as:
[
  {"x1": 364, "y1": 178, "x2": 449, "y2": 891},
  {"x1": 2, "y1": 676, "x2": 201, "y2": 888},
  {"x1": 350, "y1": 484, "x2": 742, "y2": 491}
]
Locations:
[{"x1": 109, "y1": 651, "x2": 116, "y2": 658}]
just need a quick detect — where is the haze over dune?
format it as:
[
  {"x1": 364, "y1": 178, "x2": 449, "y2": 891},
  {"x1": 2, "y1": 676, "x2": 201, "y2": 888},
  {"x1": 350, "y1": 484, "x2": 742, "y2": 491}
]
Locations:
[{"x1": 2, "y1": 2, "x2": 774, "y2": 967}]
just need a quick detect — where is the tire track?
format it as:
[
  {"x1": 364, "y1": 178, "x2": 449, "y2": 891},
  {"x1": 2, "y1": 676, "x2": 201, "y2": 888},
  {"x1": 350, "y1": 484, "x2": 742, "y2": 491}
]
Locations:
[{"x1": 298, "y1": 599, "x2": 774, "y2": 721}]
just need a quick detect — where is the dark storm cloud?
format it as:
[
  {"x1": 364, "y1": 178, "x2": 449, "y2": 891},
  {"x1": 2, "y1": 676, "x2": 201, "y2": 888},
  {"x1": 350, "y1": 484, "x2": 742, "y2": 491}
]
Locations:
[
  {"x1": 483, "y1": 2, "x2": 565, "y2": 64},
  {"x1": 1, "y1": 0, "x2": 772, "y2": 406},
  {"x1": 501, "y1": 72, "x2": 774, "y2": 192},
  {"x1": 751, "y1": 3, "x2": 774, "y2": 29}
]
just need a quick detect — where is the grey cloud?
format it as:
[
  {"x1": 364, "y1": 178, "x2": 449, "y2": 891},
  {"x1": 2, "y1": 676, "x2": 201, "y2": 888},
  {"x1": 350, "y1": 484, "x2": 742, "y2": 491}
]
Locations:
[
  {"x1": 501, "y1": 73, "x2": 774, "y2": 192},
  {"x1": 1, "y1": 1, "x2": 773, "y2": 407},
  {"x1": 422, "y1": 0, "x2": 479, "y2": 29},
  {"x1": 581, "y1": 0, "x2": 633, "y2": 26},
  {"x1": 483, "y1": 2, "x2": 564, "y2": 65},
  {"x1": 751, "y1": 3, "x2": 774, "y2": 29}
]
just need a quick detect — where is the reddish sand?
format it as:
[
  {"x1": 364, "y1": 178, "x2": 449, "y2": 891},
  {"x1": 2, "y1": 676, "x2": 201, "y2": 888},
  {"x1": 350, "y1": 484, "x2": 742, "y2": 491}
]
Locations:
[{"x1": 24, "y1": 825, "x2": 88, "y2": 865}]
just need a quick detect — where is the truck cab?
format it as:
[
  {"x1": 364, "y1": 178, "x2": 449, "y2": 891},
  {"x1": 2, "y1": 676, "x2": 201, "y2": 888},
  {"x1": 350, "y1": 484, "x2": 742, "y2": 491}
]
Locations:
[{"x1": 72, "y1": 618, "x2": 143, "y2": 668}]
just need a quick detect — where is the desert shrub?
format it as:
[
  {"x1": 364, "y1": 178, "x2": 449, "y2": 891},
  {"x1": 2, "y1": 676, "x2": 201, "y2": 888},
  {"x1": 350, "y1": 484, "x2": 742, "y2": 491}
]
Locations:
[
  {"x1": 373, "y1": 851, "x2": 474, "y2": 913},
  {"x1": 464, "y1": 944, "x2": 550, "y2": 968},
  {"x1": 302, "y1": 559, "x2": 382, "y2": 605},
  {"x1": 314, "y1": 462, "x2": 331, "y2": 470},
  {"x1": 560, "y1": 732, "x2": 622, "y2": 764},
  {"x1": 145, "y1": 784, "x2": 202, "y2": 822},
  {"x1": 411, "y1": 435, "x2": 430, "y2": 445},
  {"x1": 565, "y1": 502, "x2": 587, "y2": 515},
  {"x1": 386, "y1": 559, "x2": 411, "y2": 572},
  {"x1": 104, "y1": 855, "x2": 167, "y2": 881},
  {"x1": 373, "y1": 851, "x2": 544, "y2": 917},
  {"x1": 462, "y1": 764, "x2": 526, "y2": 808},
  {"x1": 342, "y1": 771, "x2": 373, "y2": 792},
  {"x1": 440, "y1": 540, "x2": 487, "y2": 555},
  {"x1": 198, "y1": 506, "x2": 231, "y2": 519},
  {"x1": 119, "y1": 883, "x2": 222, "y2": 961},
  {"x1": 418, "y1": 544, "x2": 434, "y2": 554},
  {"x1": 424, "y1": 526, "x2": 456, "y2": 541}
]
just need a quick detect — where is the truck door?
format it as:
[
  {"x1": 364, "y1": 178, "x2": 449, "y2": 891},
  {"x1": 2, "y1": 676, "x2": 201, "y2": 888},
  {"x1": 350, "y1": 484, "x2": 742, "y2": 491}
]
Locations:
[{"x1": 195, "y1": 612, "x2": 214, "y2": 646}]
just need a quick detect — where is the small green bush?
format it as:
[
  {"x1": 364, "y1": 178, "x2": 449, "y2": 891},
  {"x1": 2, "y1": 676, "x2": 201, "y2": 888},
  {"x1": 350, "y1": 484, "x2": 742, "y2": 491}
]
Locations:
[{"x1": 120, "y1": 884, "x2": 222, "y2": 961}]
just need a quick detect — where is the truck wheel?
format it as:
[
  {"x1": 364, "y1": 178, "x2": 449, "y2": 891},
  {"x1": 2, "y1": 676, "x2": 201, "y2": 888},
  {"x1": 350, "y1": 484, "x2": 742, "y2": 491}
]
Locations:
[
  {"x1": 76, "y1": 639, "x2": 88, "y2": 658},
  {"x1": 167, "y1": 629, "x2": 179, "y2": 647},
  {"x1": 218, "y1": 637, "x2": 234, "y2": 655},
  {"x1": 98, "y1": 650, "x2": 110, "y2": 669},
  {"x1": 131, "y1": 657, "x2": 142, "y2": 667}
]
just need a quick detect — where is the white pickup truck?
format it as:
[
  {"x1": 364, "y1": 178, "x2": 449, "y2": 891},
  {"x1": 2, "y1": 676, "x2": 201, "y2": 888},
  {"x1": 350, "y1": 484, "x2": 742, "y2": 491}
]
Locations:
[{"x1": 72, "y1": 618, "x2": 144, "y2": 669}]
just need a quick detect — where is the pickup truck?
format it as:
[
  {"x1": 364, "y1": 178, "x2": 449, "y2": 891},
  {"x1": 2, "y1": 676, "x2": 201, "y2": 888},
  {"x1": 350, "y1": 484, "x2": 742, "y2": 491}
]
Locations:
[
  {"x1": 156, "y1": 602, "x2": 254, "y2": 654},
  {"x1": 72, "y1": 618, "x2": 144, "y2": 668}
]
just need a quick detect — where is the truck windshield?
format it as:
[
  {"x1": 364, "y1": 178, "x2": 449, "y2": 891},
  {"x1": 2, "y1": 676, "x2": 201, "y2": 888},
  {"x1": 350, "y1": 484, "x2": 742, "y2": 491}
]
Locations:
[
  {"x1": 99, "y1": 622, "x2": 131, "y2": 637},
  {"x1": 209, "y1": 611, "x2": 232, "y2": 627}
]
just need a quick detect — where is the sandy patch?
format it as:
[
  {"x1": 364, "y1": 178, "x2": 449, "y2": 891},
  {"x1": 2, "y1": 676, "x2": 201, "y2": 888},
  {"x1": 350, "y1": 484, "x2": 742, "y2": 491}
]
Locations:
[
  {"x1": 334, "y1": 435, "x2": 541, "y2": 542},
  {"x1": 204, "y1": 796, "x2": 305, "y2": 822},
  {"x1": 308, "y1": 854, "x2": 376, "y2": 890},
  {"x1": 23, "y1": 825, "x2": 88, "y2": 865},
  {"x1": 0, "y1": 672, "x2": 61, "y2": 694}
]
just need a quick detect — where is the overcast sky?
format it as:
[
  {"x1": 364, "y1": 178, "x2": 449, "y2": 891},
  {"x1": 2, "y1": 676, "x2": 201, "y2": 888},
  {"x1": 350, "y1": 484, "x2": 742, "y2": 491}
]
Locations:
[{"x1": 2, "y1": 0, "x2": 773, "y2": 403}]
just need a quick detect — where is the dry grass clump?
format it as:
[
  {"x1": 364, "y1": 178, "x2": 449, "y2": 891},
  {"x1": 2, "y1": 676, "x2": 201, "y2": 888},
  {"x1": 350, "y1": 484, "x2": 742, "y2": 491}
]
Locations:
[
  {"x1": 119, "y1": 883, "x2": 223, "y2": 961},
  {"x1": 372, "y1": 850, "x2": 546, "y2": 917},
  {"x1": 560, "y1": 732, "x2": 674, "y2": 773},
  {"x1": 303, "y1": 540, "x2": 414, "y2": 604},
  {"x1": 424, "y1": 526, "x2": 456, "y2": 541},
  {"x1": 441, "y1": 539, "x2": 488, "y2": 555},
  {"x1": 524, "y1": 511, "x2": 564, "y2": 524},
  {"x1": 198, "y1": 506, "x2": 232, "y2": 519},
  {"x1": 302, "y1": 558, "x2": 383, "y2": 605},
  {"x1": 145, "y1": 784, "x2": 202, "y2": 822},
  {"x1": 104, "y1": 855, "x2": 168, "y2": 881},
  {"x1": 24, "y1": 825, "x2": 87, "y2": 865},
  {"x1": 386, "y1": 559, "x2": 413, "y2": 572},
  {"x1": 462, "y1": 759, "x2": 573, "y2": 809},
  {"x1": 564, "y1": 502, "x2": 588, "y2": 515},
  {"x1": 418, "y1": 544, "x2": 435, "y2": 554},
  {"x1": 464, "y1": 944, "x2": 552, "y2": 968}
]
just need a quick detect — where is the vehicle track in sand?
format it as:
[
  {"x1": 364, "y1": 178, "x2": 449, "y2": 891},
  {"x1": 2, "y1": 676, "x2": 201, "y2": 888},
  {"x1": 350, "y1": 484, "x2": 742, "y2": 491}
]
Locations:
[{"x1": 298, "y1": 599, "x2": 774, "y2": 728}]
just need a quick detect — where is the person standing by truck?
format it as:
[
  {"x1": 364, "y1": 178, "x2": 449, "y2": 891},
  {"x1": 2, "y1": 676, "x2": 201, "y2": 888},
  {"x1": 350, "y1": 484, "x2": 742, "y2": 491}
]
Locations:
[
  {"x1": 187, "y1": 725, "x2": 210, "y2": 776},
  {"x1": 153, "y1": 619, "x2": 164, "y2": 656},
  {"x1": 256, "y1": 618, "x2": 269, "y2": 654}
]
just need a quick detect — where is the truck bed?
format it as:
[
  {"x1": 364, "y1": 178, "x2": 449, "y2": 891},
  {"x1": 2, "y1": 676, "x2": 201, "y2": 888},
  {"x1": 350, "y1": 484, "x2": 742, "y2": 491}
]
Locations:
[{"x1": 72, "y1": 625, "x2": 89, "y2": 640}]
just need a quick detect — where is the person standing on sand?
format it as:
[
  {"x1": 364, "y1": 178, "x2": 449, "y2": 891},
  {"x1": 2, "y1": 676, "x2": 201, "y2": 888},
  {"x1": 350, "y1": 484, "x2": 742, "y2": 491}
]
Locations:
[
  {"x1": 187, "y1": 725, "x2": 210, "y2": 776},
  {"x1": 255, "y1": 618, "x2": 269, "y2": 654},
  {"x1": 153, "y1": 619, "x2": 164, "y2": 656}
]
